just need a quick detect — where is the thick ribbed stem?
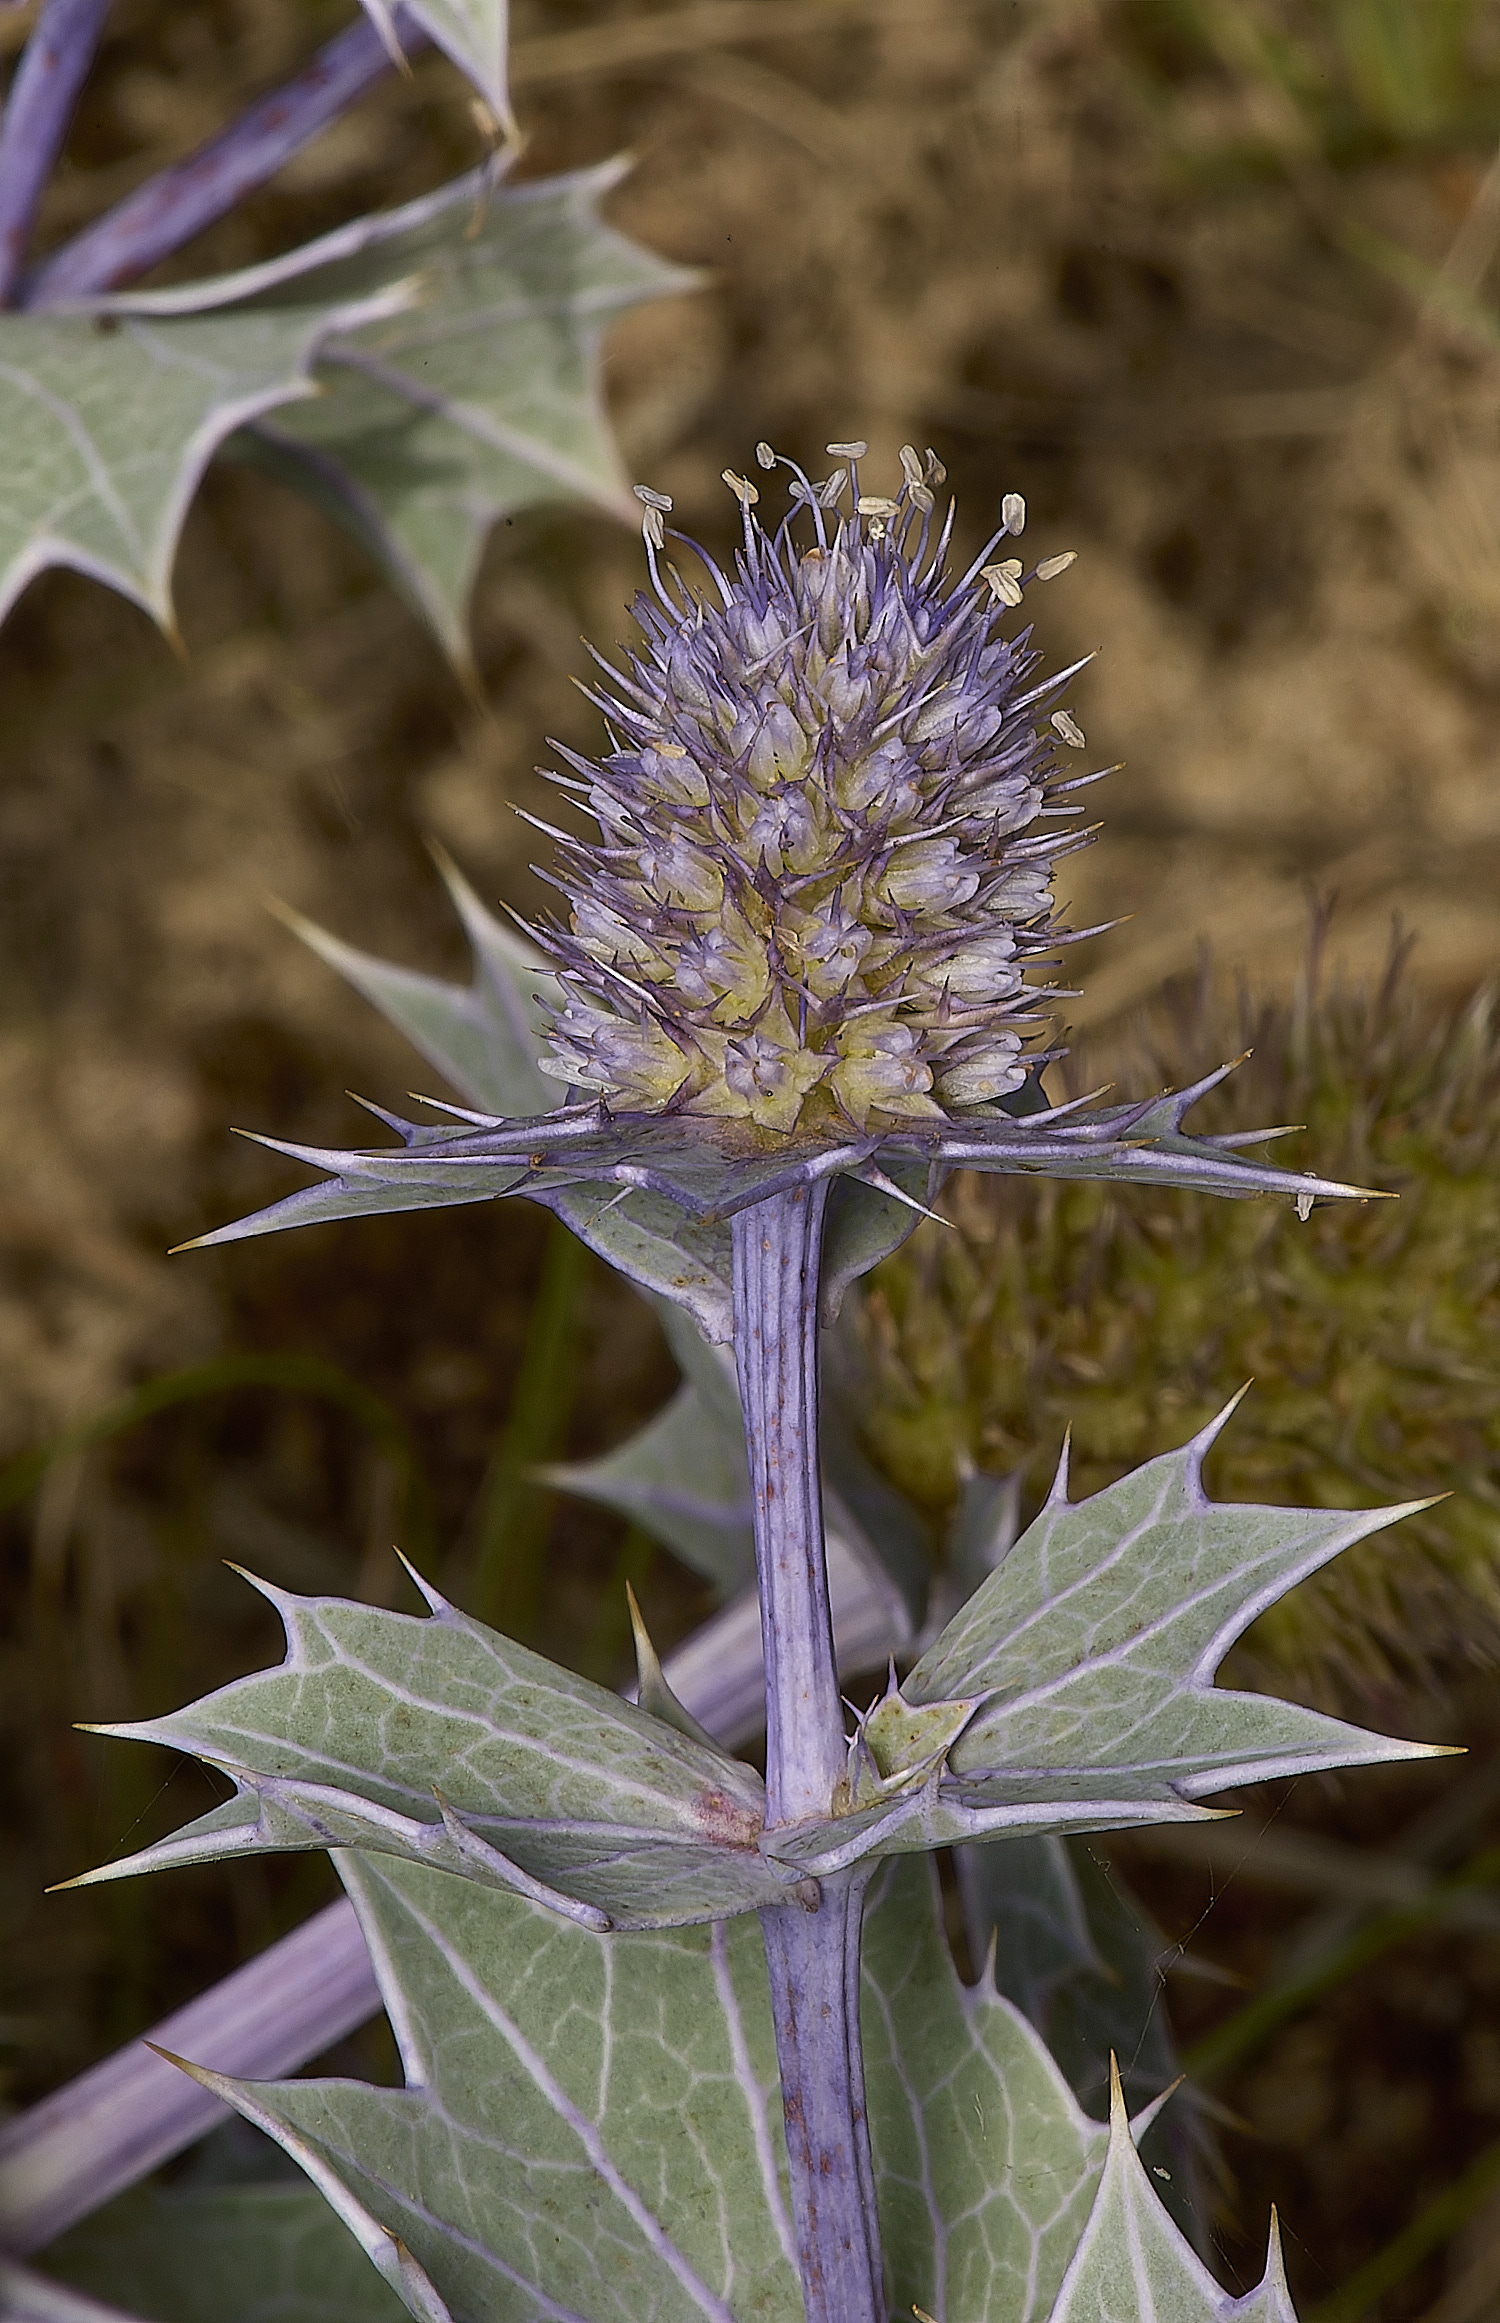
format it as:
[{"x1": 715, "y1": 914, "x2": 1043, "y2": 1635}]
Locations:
[{"x1": 732, "y1": 1183, "x2": 883, "y2": 2323}]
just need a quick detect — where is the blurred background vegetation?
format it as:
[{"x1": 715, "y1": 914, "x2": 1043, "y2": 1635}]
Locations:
[{"x1": 3, "y1": 0, "x2": 1500, "y2": 2315}]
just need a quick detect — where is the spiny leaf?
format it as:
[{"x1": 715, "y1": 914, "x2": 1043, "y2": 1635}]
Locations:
[
  {"x1": 65, "y1": 1570, "x2": 783, "y2": 1929},
  {"x1": 38, "y1": 2182, "x2": 409, "y2": 2323},
  {"x1": 275, "y1": 854, "x2": 559, "y2": 1123},
  {"x1": 862, "y1": 1858, "x2": 1111, "y2": 2323},
  {"x1": 959, "y1": 1835, "x2": 1218, "y2": 2250},
  {"x1": 236, "y1": 161, "x2": 698, "y2": 670},
  {"x1": 1048, "y1": 2062, "x2": 1295, "y2": 2323},
  {"x1": 759, "y1": 1402, "x2": 1444, "y2": 1880},
  {"x1": 544, "y1": 1300, "x2": 754, "y2": 1592},
  {"x1": 167, "y1": 1853, "x2": 1135, "y2": 2323},
  {"x1": 281, "y1": 877, "x2": 740, "y2": 1341},
  {"x1": 179, "y1": 1847, "x2": 802, "y2": 2323},
  {"x1": 1, "y1": 162, "x2": 689, "y2": 655},
  {"x1": 917, "y1": 1397, "x2": 1444, "y2": 1797},
  {"x1": 361, "y1": 0, "x2": 513, "y2": 124},
  {"x1": 0, "y1": 283, "x2": 407, "y2": 631}
]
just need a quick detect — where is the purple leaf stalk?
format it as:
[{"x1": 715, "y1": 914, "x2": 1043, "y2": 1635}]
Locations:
[{"x1": 535, "y1": 441, "x2": 1093, "y2": 2323}]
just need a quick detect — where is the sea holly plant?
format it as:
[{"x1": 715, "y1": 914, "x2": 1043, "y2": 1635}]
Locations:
[{"x1": 60, "y1": 447, "x2": 1448, "y2": 2323}]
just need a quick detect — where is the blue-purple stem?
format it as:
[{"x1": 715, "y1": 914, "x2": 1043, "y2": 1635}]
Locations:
[
  {"x1": 0, "y1": 0, "x2": 111, "y2": 305},
  {"x1": 20, "y1": 5, "x2": 429, "y2": 309},
  {"x1": 732, "y1": 1184, "x2": 884, "y2": 2323}
]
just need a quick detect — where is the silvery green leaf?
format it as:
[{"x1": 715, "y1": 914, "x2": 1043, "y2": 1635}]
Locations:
[
  {"x1": 960, "y1": 1837, "x2": 1216, "y2": 2250},
  {"x1": 360, "y1": 0, "x2": 511, "y2": 122},
  {"x1": 544, "y1": 1376, "x2": 753, "y2": 1591},
  {"x1": 958, "y1": 1833, "x2": 1109, "y2": 2029},
  {"x1": 278, "y1": 867, "x2": 738, "y2": 1338},
  {"x1": 761, "y1": 1401, "x2": 1443, "y2": 1881},
  {"x1": 67, "y1": 1571, "x2": 783, "y2": 1929},
  {"x1": 917, "y1": 1396, "x2": 1443, "y2": 1802},
  {"x1": 1048, "y1": 2062, "x2": 1296, "y2": 2323},
  {"x1": 38, "y1": 2184, "x2": 407, "y2": 2323},
  {"x1": 540, "y1": 1183, "x2": 735, "y2": 1344},
  {"x1": 0, "y1": 282, "x2": 408, "y2": 631},
  {"x1": 544, "y1": 1306, "x2": 753, "y2": 1593},
  {"x1": 178, "y1": 1846, "x2": 803, "y2": 2323},
  {"x1": 278, "y1": 854, "x2": 559, "y2": 1121},
  {"x1": 863, "y1": 1859, "x2": 1110, "y2": 2323},
  {"x1": 237, "y1": 160, "x2": 697, "y2": 668},
  {"x1": 166, "y1": 1849, "x2": 1126, "y2": 2323}
]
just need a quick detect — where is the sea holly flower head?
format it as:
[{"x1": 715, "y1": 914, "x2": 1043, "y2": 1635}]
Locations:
[{"x1": 531, "y1": 441, "x2": 1094, "y2": 1133}]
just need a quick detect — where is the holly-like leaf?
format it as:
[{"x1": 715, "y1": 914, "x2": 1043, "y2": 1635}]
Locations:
[
  {"x1": 1, "y1": 161, "x2": 689, "y2": 654},
  {"x1": 915, "y1": 1396, "x2": 1443, "y2": 1801},
  {"x1": 862, "y1": 1859, "x2": 1112, "y2": 2323},
  {"x1": 65, "y1": 1569, "x2": 784, "y2": 1930},
  {"x1": 40, "y1": 2183, "x2": 407, "y2": 2323},
  {"x1": 1049, "y1": 2062, "x2": 1295, "y2": 2323},
  {"x1": 0, "y1": 283, "x2": 408, "y2": 631},
  {"x1": 545, "y1": 1302, "x2": 754, "y2": 1593},
  {"x1": 277, "y1": 854, "x2": 559, "y2": 1123},
  {"x1": 959, "y1": 1836, "x2": 1218, "y2": 2251},
  {"x1": 236, "y1": 160, "x2": 698, "y2": 669},
  {"x1": 360, "y1": 0, "x2": 512, "y2": 124},
  {"x1": 176, "y1": 1847, "x2": 803, "y2": 2323},
  {"x1": 757, "y1": 1401, "x2": 1444, "y2": 1882},
  {"x1": 163, "y1": 1851, "x2": 1133, "y2": 2323}
]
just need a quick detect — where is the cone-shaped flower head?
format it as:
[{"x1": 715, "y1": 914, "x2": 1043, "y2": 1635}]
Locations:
[{"x1": 533, "y1": 442, "x2": 1095, "y2": 1135}]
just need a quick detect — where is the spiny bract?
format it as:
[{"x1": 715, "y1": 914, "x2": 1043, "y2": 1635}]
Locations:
[{"x1": 531, "y1": 440, "x2": 1097, "y2": 1135}]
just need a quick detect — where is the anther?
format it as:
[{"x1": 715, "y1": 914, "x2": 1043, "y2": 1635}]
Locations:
[
  {"x1": 641, "y1": 507, "x2": 666, "y2": 550},
  {"x1": 826, "y1": 440, "x2": 868, "y2": 459},
  {"x1": 1051, "y1": 710, "x2": 1086, "y2": 748},
  {"x1": 633, "y1": 484, "x2": 673, "y2": 512},
  {"x1": 857, "y1": 496, "x2": 900, "y2": 517},
  {"x1": 899, "y1": 445, "x2": 924, "y2": 487},
  {"x1": 722, "y1": 470, "x2": 760, "y2": 505},
  {"x1": 755, "y1": 441, "x2": 777, "y2": 470},
  {"x1": 1002, "y1": 491, "x2": 1026, "y2": 534},
  {"x1": 1035, "y1": 551, "x2": 1077, "y2": 580},
  {"x1": 981, "y1": 562, "x2": 1024, "y2": 608}
]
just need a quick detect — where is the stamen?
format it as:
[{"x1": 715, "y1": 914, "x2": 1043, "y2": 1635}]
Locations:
[
  {"x1": 1035, "y1": 551, "x2": 1076, "y2": 580},
  {"x1": 981, "y1": 561, "x2": 1024, "y2": 609}
]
